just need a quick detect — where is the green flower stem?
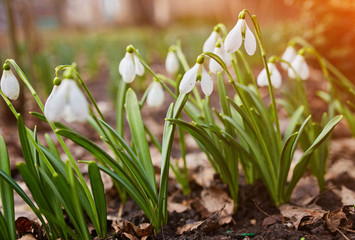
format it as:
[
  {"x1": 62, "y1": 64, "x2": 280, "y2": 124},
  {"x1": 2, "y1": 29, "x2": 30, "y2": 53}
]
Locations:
[
  {"x1": 0, "y1": 90, "x2": 18, "y2": 117},
  {"x1": 235, "y1": 51, "x2": 259, "y2": 92},
  {"x1": 241, "y1": 11, "x2": 281, "y2": 147},
  {"x1": 202, "y1": 52, "x2": 278, "y2": 200},
  {"x1": 132, "y1": 48, "x2": 176, "y2": 99},
  {"x1": 7, "y1": 60, "x2": 100, "y2": 231}
]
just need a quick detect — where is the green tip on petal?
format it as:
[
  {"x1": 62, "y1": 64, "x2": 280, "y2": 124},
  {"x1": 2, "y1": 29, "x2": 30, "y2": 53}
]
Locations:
[
  {"x1": 126, "y1": 45, "x2": 135, "y2": 53},
  {"x1": 168, "y1": 46, "x2": 176, "y2": 52},
  {"x1": 63, "y1": 68, "x2": 74, "y2": 79},
  {"x1": 215, "y1": 41, "x2": 222, "y2": 48},
  {"x1": 196, "y1": 55, "x2": 205, "y2": 64},
  {"x1": 53, "y1": 77, "x2": 61, "y2": 86},
  {"x1": 3, "y1": 63, "x2": 10, "y2": 71}
]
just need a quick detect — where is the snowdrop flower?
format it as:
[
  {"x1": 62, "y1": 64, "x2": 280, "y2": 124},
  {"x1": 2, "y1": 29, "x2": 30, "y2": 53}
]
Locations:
[
  {"x1": 224, "y1": 12, "x2": 256, "y2": 55},
  {"x1": 288, "y1": 54, "x2": 309, "y2": 80},
  {"x1": 281, "y1": 45, "x2": 297, "y2": 70},
  {"x1": 257, "y1": 62, "x2": 282, "y2": 89},
  {"x1": 0, "y1": 63, "x2": 20, "y2": 100},
  {"x1": 209, "y1": 41, "x2": 232, "y2": 74},
  {"x1": 147, "y1": 81, "x2": 164, "y2": 107},
  {"x1": 119, "y1": 45, "x2": 144, "y2": 83},
  {"x1": 203, "y1": 26, "x2": 222, "y2": 53},
  {"x1": 165, "y1": 48, "x2": 179, "y2": 75},
  {"x1": 179, "y1": 55, "x2": 213, "y2": 96},
  {"x1": 44, "y1": 74, "x2": 89, "y2": 123}
]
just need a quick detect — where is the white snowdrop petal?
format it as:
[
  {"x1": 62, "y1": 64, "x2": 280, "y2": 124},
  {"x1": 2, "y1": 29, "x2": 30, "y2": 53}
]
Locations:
[
  {"x1": 65, "y1": 80, "x2": 89, "y2": 122},
  {"x1": 179, "y1": 64, "x2": 199, "y2": 94},
  {"x1": 201, "y1": 67, "x2": 213, "y2": 96},
  {"x1": 119, "y1": 53, "x2": 136, "y2": 83},
  {"x1": 257, "y1": 68, "x2": 268, "y2": 87},
  {"x1": 244, "y1": 24, "x2": 257, "y2": 56},
  {"x1": 270, "y1": 64, "x2": 282, "y2": 88},
  {"x1": 44, "y1": 80, "x2": 71, "y2": 122},
  {"x1": 134, "y1": 54, "x2": 145, "y2": 76},
  {"x1": 165, "y1": 51, "x2": 179, "y2": 75},
  {"x1": 203, "y1": 31, "x2": 219, "y2": 53},
  {"x1": 209, "y1": 47, "x2": 223, "y2": 74},
  {"x1": 147, "y1": 82, "x2": 165, "y2": 107},
  {"x1": 281, "y1": 46, "x2": 297, "y2": 70},
  {"x1": 288, "y1": 55, "x2": 309, "y2": 80},
  {"x1": 1, "y1": 70, "x2": 20, "y2": 100},
  {"x1": 224, "y1": 19, "x2": 243, "y2": 53},
  {"x1": 44, "y1": 86, "x2": 65, "y2": 122}
]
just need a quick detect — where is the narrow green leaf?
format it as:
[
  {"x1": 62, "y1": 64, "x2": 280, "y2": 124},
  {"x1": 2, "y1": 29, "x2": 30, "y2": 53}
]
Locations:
[
  {"x1": 125, "y1": 89, "x2": 156, "y2": 192},
  {"x1": 0, "y1": 136, "x2": 16, "y2": 240},
  {"x1": 116, "y1": 80, "x2": 127, "y2": 136},
  {"x1": 286, "y1": 115, "x2": 342, "y2": 199},
  {"x1": 88, "y1": 162, "x2": 107, "y2": 238},
  {"x1": 283, "y1": 106, "x2": 304, "y2": 142}
]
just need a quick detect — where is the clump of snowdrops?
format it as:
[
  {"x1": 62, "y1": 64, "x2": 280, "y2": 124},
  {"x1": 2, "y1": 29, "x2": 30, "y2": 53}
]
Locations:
[{"x1": 0, "y1": 8, "x2": 349, "y2": 240}]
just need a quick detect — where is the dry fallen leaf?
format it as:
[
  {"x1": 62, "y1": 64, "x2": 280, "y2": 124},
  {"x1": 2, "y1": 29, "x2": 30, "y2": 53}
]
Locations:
[
  {"x1": 339, "y1": 186, "x2": 355, "y2": 206},
  {"x1": 290, "y1": 176, "x2": 319, "y2": 206},
  {"x1": 18, "y1": 234, "x2": 36, "y2": 240},
  {"x1": 177, "y1": 207, "x2": 223, "y2": 235},
  {"x1": 113, "y1": 220, "x2": 153, "y2": 239},
  {"x1": 279, "y1": 204, "x2": 327, "y2": 229},
  {"x1": 325, "y1": 206, "x2": 353, "y2": 233}
]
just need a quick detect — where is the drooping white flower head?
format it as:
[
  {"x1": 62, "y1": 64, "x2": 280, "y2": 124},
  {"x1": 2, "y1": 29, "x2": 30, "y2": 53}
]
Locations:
[
  {"x1": 281, "y1": 45, "x2": 297, "y2": 70},
  {"x1": 0, "y1": 63, "x2": 20, "y2": 100},
  {"x1": 165, "y1": 49, "x2": 179, "y2": 75},
  {"x1": 147, "y1": 81, "x2": 165, "y2": 107},
  {"x1": 203, "y1": 27, "x2": 222, "y2": 53},
  {"x1": 119, "y1": 45, "x2": 145, "y2": 83},
  {"x1": 179, "y1": 55, "x2": 213, "y2": 96},
  {"x1": 209, "y1": 41, "x2": 232, "y2": 74},
  {"x1": 44, "y1": 75, "x2": 89, "y2": 123},
  {"x1": 288, "y1": 54, "x2": 309, "y2": 80},
  {"x1": 224, "y1": 13, "x2": 256, "y2": 56},
  {"x1": 257, "y1": 62, "x2": 282, "y2": 89}
]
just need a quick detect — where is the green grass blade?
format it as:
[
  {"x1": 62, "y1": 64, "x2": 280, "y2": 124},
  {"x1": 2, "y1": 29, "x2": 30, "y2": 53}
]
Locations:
[{"x1": 0, "y1": 211, "x2": 10, "y2": 240}]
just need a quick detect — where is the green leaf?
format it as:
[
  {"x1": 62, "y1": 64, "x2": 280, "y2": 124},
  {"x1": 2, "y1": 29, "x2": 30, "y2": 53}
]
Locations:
[
  {"x1": 283, "y1": 106, "x2": 304, "y2": 142},
  {"x1": 0, "y1": 212, "x2": 10, "y2": 240},
  {"x1": 116, "y1": 80, "x2": 127, "y2": 137},
  {"x1": 125, "y1": 89, "x2": 156, "y2": 192},
  {"x1": 0, "y1": 136, "x2": 15, "y2": 240},
  {"x1": 286, "y1": 115, "x2": 343, "y2": 199},
  {"x1": 88, "y1": 162, "x2": 107, "y2": 238}
]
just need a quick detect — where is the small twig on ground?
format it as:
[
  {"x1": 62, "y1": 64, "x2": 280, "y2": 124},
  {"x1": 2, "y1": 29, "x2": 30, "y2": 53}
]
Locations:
[
  {"x1": 253, "y1": 200, "x2": 282, "y2": 222},
  {"x1": 117, "y1": 202, "x2": 124, "y2": 219}
]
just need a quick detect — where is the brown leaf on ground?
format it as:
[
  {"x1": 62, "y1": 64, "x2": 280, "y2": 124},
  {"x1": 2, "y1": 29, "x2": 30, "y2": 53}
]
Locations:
[
  {"x1": 113, "y1": 220, "x2": 153, "y2": 239},
  {"x1": 18, "y1": 234, "x2": 36, "y2": 240},
  {"x1": 262, "y1": 214, "x2": 283, "y2": 227},
  {"x1": 338, "y1": 186, "x2": 355, "y2": 206},
  {"x1": 279, "y1": 204, "x2": 327, "y2": 229},
  {"x1": 168, "y1": 201, "x2": 189, "y2": 213},
  {"x1": 16, "y1": 216, "x2": 32, "y2": 237},
  {"x1": 192, "y1": 186, "x2": 234, "y2": 225},
  {"x1": 290, "y1": 176, "x2": 319, "y2": 206},
  {"x1": 325, "y1": 206, "x2": 353, "y2": 233},
  {"x1": 177, "y1": 206, "x2": 224, "y2": 235}
]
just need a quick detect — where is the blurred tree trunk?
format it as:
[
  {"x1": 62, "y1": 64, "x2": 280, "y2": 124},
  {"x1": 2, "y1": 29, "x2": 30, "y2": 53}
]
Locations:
[
  {"x1": 1, "y1": 0, "x2": 22, "y2": 125},
  {"x1": 129, "y1": 0, "x2": 155, "y2": 25}
]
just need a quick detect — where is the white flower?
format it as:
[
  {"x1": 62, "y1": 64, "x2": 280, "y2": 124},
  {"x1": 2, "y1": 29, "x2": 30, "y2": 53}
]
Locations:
[
  {"x1": 257, "y1": 63, "x2": 282, "y2": 89},
  {"x1": 281, "y1": 46, "x2": 297, "y2": 70},
  {"x1": 0, "y1": 69, "x2": 20, "y2": 100},
  {"x1": 119, "y1": 52, "x2": 144, "y2": 83},
  {"x1": 209, "y1": 42, "x2": 232, "y2": 74},
  {"x1": 203, "y1": 31, "x2": 221, "y2": 53},
  {"x1": 165, "y1": 51, "x2": 179, "y2": 75},
  {"x1": 147, "y1": 81, "x2": 164, "y2": 107},
  {"x1": 44, "y1": 79, "x2": 89, "y2": 122},
  {"x1": 224, "y1": 18, "x2": 256, "y2": 55},
  {"x1": 179, "y1": 62, "x2": 213, "y2": 96},
  {"x1": 288, "y1": 55, "x2": 309, "y2": 80}
]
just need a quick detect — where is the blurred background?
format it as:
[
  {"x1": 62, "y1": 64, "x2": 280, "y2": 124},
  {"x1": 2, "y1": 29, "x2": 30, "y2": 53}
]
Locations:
[{"x1": 0, "y1": 0, "x2": 354, "y2": 123}]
